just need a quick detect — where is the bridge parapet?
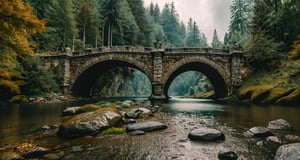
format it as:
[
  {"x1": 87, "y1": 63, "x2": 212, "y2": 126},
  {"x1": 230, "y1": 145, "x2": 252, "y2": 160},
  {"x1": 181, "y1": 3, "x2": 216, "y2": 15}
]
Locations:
[
  {"x1": 72, "y1": 46, "x2": 147, "y2": 56},
  {"x1": 165, "y1": 47, "x2": 231, "y2": 54}
]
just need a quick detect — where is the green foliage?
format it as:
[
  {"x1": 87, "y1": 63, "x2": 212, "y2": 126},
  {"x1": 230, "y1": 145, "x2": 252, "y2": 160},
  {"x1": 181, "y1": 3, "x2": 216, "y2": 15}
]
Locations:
[
  {"x1": 21, "y1": 56, "x2": 59, "y2": 96},
  {"x1": 245, "y1": 33, "x2": 282, "y2": 69}
]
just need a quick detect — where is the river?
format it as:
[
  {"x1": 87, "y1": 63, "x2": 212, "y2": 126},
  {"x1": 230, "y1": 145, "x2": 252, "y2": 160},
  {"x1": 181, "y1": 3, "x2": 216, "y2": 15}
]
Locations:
[{"x1": 0, "y1": 97, "x2": 300, "y2": 159}]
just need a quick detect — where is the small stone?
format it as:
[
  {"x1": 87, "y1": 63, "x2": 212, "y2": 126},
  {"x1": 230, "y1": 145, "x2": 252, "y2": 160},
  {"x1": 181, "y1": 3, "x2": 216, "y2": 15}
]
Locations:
[
  {"x1": 249, "y1": 126, "x2": 273, "y2": 137},
  {"x1": 72, "y1": 146, "x2": 83, "y2": 152},
  {"x1": 62, "y1": 107, "x2": 81, "y2": 116},
  {"x1": 267, "y1": 136, "x2": 282, "y2": 144},
  {"x1": 128, "y1": 130, "x2": 145, "y2": 136},
  {"x1": 188, "y1": 127, "x2": 225, "y2": 141},
  {"x1": 267, "y1": 119, "x2": 292, "y2": 130},
  {"x1": 218, "y1": 148, "x2": 238, "y2": 160}
]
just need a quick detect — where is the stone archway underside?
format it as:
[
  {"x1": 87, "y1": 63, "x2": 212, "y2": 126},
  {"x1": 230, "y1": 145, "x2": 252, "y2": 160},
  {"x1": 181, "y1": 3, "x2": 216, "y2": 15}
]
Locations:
[
  {"x1": 72, "y1": 60, "x2": 151, "y2": 97},
  {"x1": 163, "y1": 61, "x2": 229, "y2": 99}
]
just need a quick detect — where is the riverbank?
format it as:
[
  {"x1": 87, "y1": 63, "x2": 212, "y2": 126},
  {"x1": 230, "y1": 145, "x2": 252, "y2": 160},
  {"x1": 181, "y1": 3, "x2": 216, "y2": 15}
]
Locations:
[{"x1": 237, "y1": 59, "x2": 300, "y2": 105}]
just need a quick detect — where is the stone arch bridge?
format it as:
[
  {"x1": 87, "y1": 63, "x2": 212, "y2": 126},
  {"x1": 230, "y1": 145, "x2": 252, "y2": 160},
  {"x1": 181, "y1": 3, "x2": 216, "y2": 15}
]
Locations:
[{"x1": 40, "y1": 46, "x2": 245, "y2": 100}]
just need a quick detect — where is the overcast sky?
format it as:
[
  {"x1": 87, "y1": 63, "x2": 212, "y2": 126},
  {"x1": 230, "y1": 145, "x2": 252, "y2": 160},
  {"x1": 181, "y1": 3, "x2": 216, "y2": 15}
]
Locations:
[{"x1": 143, "y1": 0, "x2": 232, "y2": 44}]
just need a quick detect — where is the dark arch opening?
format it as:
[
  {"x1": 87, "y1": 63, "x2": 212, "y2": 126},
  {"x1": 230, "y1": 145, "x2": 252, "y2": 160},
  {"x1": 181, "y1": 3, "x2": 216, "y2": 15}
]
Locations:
[
  {"x1": 72, "y1": 60, "x2": 152, "y2": 97},
  {"x1": 164, "y1": 62, "x2": 228, "y2": 99}
]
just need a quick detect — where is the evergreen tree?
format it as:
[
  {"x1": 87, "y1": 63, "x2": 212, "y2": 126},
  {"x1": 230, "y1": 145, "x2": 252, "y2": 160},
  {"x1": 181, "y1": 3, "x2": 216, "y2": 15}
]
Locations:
[
  {"x1": 41, "y1": 0, "x2": 77, "y2": 51},
  {"x1": 227, "y1": 0, "x2": 254, "y2": 47},
  {"x1": 160, "y1": 2, "x2": 184, "y2": 46},
  {"x1": 211, "y1": 29, "x2": 223, "y2": 48},
  {"x1": 127, "y1": 0, "x2": 152, "y2": 46},
  {"x1": 186, "y1": 18, "x2": 205, "y2": 47},
  {"x1": 74, "y1": 0, "x2": 101, "y2": 49},
  {"x1": 246, "y1": 0, "x2": 282, "y2": 69}
]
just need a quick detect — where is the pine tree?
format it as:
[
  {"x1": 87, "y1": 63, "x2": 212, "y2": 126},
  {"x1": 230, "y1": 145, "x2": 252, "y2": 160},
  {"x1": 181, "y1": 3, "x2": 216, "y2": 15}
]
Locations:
[
  {"x1": 74, "y1": 0, "x2": 101, "y2": 49},
  {"x1": 211, "y1": 29, "x2": 223, "y2": 48},
  {"x1": 127, "y1": 0, "x2": 152, "y2": 46},
  {"x1": 246, "y1": 0, "x2": 282, "y2": 69},
  {"x1": 0, "y1": 0, "x2": 45, "y2": 100}
]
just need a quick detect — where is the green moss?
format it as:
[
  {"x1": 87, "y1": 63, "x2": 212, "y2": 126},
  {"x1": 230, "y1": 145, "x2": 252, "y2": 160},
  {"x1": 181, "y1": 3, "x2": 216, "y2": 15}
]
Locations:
[
  {"x1": 106, "y1": 115, "x2": 122, "y2": 127},
  {"x1": 250, "y1": 85, "x2": 273, "y2": 102},
  {"x1": 277, "y1": 88, "x2": 300, "y2": 105},
  {"x1": 77, "y1": 104, "x2": 100, "y2": 113},
  {"x1": 100, "y1": 127, "x2": 125, "y2": 135},
  {"x1": 262, "y1": 88, "x2": 295, "y2": 103}
]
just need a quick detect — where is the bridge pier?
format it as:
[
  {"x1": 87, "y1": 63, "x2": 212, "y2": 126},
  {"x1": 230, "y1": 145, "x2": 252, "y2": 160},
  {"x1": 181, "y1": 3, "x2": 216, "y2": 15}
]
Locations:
[{"x1": 150, "y1": 83, "x2": 167, "y2": 100}]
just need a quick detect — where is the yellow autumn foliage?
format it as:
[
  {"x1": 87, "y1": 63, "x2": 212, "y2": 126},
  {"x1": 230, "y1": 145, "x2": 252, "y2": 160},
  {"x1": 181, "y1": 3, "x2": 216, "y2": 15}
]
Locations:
[{"x1": 0, "y1": 0, "x2": 45, "y2": 100}]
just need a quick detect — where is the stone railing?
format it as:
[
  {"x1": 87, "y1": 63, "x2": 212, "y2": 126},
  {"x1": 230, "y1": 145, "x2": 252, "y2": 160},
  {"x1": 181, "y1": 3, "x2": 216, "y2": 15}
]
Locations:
[
  {"x1": 165, "y1": 47, "x2": 230, "y2": 54},
  {"x1": 72, "y1": 46, "x2": 146, "y2": 56}
]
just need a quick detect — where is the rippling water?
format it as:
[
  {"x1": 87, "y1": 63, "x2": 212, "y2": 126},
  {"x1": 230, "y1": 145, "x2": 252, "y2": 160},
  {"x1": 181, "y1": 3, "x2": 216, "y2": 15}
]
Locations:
[{"x1": 1, "y1": 98, "x2": 300, "y2": 159}]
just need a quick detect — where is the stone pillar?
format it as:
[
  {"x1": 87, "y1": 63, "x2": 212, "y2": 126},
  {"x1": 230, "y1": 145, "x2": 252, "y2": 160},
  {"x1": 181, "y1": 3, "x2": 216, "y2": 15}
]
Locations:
[
  {"x1": 230, "y1": 51, "x2": 243, "y2": 95},
  {"x1": 58, "y1": 54, "x2": 71, "y2": 95},
  {"x1": 150, "y1": 50, "x2": 167, "y2": 100}
]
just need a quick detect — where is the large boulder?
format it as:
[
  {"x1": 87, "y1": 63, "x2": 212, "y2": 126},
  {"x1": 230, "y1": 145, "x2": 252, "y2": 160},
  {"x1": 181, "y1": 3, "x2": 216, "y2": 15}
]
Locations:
[
  {"x1": 267, "y1": 119, "x2": 292, "y2": 130},
  {"x1": 188, "y1": 127, "x2": 225, "y2": 141},
  {"x1": 126, "y1": 121, "x2": 167, "y2": 132},
  {"x1": 248, "y1": 126, "x2": 273, "y2": 137},
  {"x1": 58, "y1": 110, "x2": 121, "y2": 138},
  {"x1": 274, "y1": 143, "x2": 300, "y2": 160}
]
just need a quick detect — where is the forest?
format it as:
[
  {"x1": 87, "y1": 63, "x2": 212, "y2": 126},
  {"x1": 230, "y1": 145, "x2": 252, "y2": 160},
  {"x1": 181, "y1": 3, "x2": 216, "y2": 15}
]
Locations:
[{"x1": 0, "y1": 0, "x2": 300, "y2": 102}]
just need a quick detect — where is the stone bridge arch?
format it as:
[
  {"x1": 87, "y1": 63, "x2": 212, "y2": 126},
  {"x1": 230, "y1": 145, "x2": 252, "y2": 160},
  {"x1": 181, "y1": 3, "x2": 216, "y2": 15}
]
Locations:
[
  {"x1": 163, "y1": 56, "x2": 230, "y2": 98},
  {"x1": 71, "y1": 53, "x2": 153, "y2": 97}
]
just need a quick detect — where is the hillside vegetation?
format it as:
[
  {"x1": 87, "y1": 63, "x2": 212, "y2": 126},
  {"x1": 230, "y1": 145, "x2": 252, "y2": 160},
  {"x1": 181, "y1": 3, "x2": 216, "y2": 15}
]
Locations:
[{"x1": 238, "y1": 59, "x2": 300, "y2": 105}]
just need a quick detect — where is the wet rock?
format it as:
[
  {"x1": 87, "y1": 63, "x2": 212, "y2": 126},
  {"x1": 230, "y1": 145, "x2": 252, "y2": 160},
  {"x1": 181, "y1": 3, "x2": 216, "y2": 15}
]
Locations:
[
  {"x1": 122, "y1": 118, "x2": 136, "y2": 124},
  {"x1": 248, "y1": 127, "x2": 273, "y2": 137},
  {"x1": 57, "y1": 110, "x2": 121, "y2": 138},
  {"x1": 267, "y1": 136, "x2": 282, "y2": 144},
  {"x1": 256, "y1": 140, "x2": 264, "y2": 146},
  {"x1": 188, "y1": 127, "x2": 225, "y2": 141},
  {"x1": 62, "y1": 106, "x2": 81, "y2": 116},
  {"x1": 122, "y1": 100, "x2": 134, "y2": 107},
  {"x1": 126, "y1": 121, "x2": 167, "y2": 132},
  {"x1": 283, "y1": 135, "x2": 300, "y2": 143},
  {"x1": 23, "y1": 147, "x2": 49, "y2": 159},
  {"x1": 125, "y1": 108, "x2": 152, "y2": 119},
  {"x1": 267, "y1": 119, "x2": 292, "y2": 130},
  {"x1": 128, "y1": 130, "x2": 145, "y2": 136},
  {"x1": 274, "y1": 143, "x2": 300, "y2": 160},
  {"x1": 72, "y1": 146, "x2": 83, "y2": 152},
  {"x1": 218, "y1": 148, "x2": 238, "y2": 160}
]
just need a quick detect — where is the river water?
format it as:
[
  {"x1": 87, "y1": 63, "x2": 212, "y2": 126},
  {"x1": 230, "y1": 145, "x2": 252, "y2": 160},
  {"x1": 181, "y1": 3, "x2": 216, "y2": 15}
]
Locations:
[{"x1": 0, "y1": 98, "x2": 300, "y2": 159}]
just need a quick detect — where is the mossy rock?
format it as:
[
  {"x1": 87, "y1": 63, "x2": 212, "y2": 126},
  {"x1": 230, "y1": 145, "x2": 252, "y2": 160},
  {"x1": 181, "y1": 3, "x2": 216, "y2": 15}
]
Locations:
[
  {"x1": 9, "y1": 95, "x2": 28, "y2": 103},
  {"x1": 58, "y1": 109, "x2": 121, "y2": 138},
  {"x1": 250, "y1": 85, "x2": 273, "y2": 102},
  {"x1": 239, "y1": 86, "x2": 258, "y2": 100},
  {"x1": 77, "y1": 104, "x2": 100, "y2": 114},
  {"x1": 262, "y1": 88, "x2": 295, "y2": 104},
  {"x1": 276, "y1": 88, "x2": 300, "y2": 105}
]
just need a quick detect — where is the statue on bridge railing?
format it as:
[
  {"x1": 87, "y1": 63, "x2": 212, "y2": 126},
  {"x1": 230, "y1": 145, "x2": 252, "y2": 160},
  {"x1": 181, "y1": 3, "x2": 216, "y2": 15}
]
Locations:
[{"x1": 154, "y1": 39, "x2": 162, "y2": 49}]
